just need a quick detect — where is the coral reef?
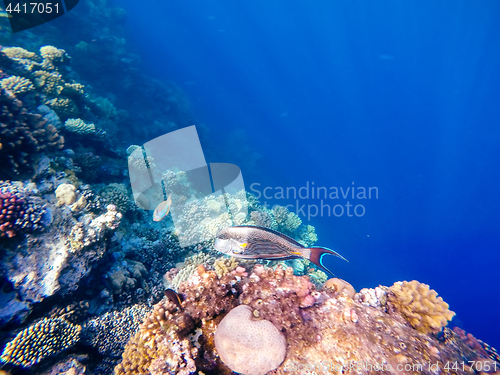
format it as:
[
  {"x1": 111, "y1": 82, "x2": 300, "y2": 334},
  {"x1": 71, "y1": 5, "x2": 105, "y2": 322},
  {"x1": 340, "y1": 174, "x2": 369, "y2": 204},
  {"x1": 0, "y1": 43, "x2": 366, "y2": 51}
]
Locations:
[
  {"x1": 215, "y1": 304, "x2": 286, "y2": 375},
  {"x1": 388, "y1": 280, "x2": 455, "y2": 334},
  {"x1": 0, "y1": 317, "x2": 81, "y2": 367},
  {"x1": 0, "y1": 89, "x2": 64, "y2": 179},
  {"x1": 113, "y1": 264, "x2": 491, "y2": 375}
]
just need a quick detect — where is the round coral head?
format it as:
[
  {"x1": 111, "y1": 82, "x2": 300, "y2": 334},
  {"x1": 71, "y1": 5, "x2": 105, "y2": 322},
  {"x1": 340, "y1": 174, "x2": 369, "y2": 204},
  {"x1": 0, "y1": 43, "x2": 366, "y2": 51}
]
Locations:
[{"x1": 215, "y1": 305, "x2": 286, "y2": 375}]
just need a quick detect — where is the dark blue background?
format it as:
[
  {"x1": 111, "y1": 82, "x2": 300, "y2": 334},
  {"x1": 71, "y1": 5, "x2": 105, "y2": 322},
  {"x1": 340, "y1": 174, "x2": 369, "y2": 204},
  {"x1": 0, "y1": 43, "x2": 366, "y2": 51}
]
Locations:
[{"x1": 118, "y1": 0, "x2": 500, "y2": 347}]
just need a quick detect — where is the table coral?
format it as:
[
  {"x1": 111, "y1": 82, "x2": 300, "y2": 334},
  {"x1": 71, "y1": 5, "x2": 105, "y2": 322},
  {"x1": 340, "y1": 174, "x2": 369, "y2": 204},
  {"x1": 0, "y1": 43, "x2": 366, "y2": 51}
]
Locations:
[
  {"x1": 0, "y1": 317, "x2": 81, "y2": 367},
  {"x1": 388, "y1": 280, "x2": 455, "y2": 334}
]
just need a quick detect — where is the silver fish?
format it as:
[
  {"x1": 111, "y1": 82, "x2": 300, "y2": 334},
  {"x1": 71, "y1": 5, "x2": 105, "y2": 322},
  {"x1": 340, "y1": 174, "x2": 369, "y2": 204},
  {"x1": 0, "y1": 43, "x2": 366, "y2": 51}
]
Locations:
[
  {"x1": 214, "y1": 225, "x2": 347, "y2": 276},
  {"x1": 153, "y1": 193, "x2": 172, "y2": 222}
]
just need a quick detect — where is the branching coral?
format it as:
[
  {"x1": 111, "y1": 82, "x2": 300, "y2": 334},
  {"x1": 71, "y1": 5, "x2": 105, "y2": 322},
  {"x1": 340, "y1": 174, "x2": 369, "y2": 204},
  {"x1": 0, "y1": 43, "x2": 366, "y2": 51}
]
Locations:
[
  {"x1": 0, "y1": 317, "x2": 81, "y2": 367},
  {"x1": 0, "y1": 89, "x2": 64, "y2": 179},
  {"x1": 0, "y1": 75, "x2": 34, "y2": 95},
  {"x1": 214, "y1": 256, "x2": 239, "y2": 278},
  {"x1": 64, "y1": 118, "x2": 97, "y2": 136},
  {"x1": 45, "y1": 97, "x2": 79, "y2": 120},
  {"x1": 40, "y1": 45, "x2": 70, "y2": 70},
  {"x1": 33, "y1": 70, "x2": 64, "y2": 96},
  {"x1": 388, "y1": 280, "x2": 455, "y2": 334},
  {"x1": 2, "y1": 47, "x2": 40, "y2": 62}
]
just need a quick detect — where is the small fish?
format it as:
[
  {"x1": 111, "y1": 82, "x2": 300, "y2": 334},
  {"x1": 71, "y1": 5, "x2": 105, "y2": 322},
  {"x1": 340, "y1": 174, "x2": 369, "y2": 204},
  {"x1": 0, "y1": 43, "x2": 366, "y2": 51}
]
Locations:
[
  {"x1": 153, "y1": 193, "x2": 172, "y2": 221},
  {"x1": 214, "y1": 225, "x2": 347, "y2": 276},
  {"x1": 164, "y1": 289, "x2": 183, "y2": 310}
]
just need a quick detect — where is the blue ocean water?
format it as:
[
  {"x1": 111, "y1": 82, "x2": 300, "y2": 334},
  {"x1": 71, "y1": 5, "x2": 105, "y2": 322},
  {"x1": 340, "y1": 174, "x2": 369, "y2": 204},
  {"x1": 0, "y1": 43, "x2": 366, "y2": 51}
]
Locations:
[{"x1": 119, "y1": 0, "x2": 500, "y2": 348}]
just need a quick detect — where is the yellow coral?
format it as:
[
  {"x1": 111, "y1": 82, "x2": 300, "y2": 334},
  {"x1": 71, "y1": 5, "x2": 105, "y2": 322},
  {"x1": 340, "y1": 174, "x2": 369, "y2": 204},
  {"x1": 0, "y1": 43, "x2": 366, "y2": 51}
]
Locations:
[
  {"x1": 62, "y1": 82, "x2": 85, "y2": 98},
  {"x1": 2, "y1": 47, "x2": 40, "y2": 62},
  {"x1": 0, "y1": 76, "x2": 34, "y2": 95},
  {"x1": 40, "y1": 45, "x2": 69, "y2": 70},
  {"x1": 388, "y1": 280, "x2": 455, "y2": 334},
  {"x1": 0, "y1": 317, "x2": 81, "y2": 367},
  {"x1": 214, "y1": 256, "x2": 239, "y2": 278},
  {"x1": 114, "y1": 299, "x2": 195, "y2": 375},
  {"x1": 33, "y1": 70, "x2": 64, "y2": 96}
]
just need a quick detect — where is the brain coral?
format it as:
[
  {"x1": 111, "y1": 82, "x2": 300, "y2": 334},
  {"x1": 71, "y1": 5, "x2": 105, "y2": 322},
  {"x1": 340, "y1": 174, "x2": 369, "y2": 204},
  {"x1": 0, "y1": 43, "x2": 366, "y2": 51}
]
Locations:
[
  {"x1": 215, "y1": 305, "x2": 286, "y2": 375},
  {"x1": 388, "y1": 280, "x2": 455, "y2": 334}
]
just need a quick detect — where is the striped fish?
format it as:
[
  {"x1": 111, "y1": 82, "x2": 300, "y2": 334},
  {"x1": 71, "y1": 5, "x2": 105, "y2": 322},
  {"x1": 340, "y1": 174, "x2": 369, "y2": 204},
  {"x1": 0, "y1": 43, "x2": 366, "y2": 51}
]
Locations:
[{"x1": 214, "y1": 225, "x2": 347, "y2": 276}]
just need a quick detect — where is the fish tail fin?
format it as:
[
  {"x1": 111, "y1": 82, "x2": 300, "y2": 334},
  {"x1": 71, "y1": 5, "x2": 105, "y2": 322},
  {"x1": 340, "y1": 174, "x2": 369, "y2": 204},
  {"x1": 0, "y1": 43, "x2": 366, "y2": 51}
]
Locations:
[{"x1": 303, "y1": 247, "x2": 348, "y2": 276}]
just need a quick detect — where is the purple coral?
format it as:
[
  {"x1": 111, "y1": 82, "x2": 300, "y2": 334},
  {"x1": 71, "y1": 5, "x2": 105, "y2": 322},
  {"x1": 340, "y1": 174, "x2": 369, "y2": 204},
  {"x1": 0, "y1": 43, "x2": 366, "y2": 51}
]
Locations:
[{"x1": 0, "y1": 191, "x2": 27, "y2": 238}]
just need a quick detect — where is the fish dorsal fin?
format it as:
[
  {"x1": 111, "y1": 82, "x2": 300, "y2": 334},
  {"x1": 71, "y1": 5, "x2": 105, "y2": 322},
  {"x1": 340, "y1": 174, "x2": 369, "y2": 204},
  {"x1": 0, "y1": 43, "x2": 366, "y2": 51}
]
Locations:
[{"x1": 234, "y1": 225, "x2": 305, "y2": 248}]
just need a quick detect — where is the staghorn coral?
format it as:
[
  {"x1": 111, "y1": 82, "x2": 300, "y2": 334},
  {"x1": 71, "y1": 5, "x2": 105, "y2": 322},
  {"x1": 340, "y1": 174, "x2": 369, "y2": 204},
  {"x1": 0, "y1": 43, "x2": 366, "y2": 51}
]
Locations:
[
  {"x1": 388, "y1": 280, "x2": 455, "y2": 334},
  {"x1": 0, "y1": 75, "x2": 34, "y2": 95},
  {"x1": 0, "y1": 89, "x2": 64, "y2": 179},
  {"x1": 273, "y1": 205, "x2": 301, "y2": 233},
  {"x1": 0, "y1": 317, "x2": 81, "y2": 367},
  {"x1": 215, "y1": 304, "x2": 286, "y2": 375}
]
